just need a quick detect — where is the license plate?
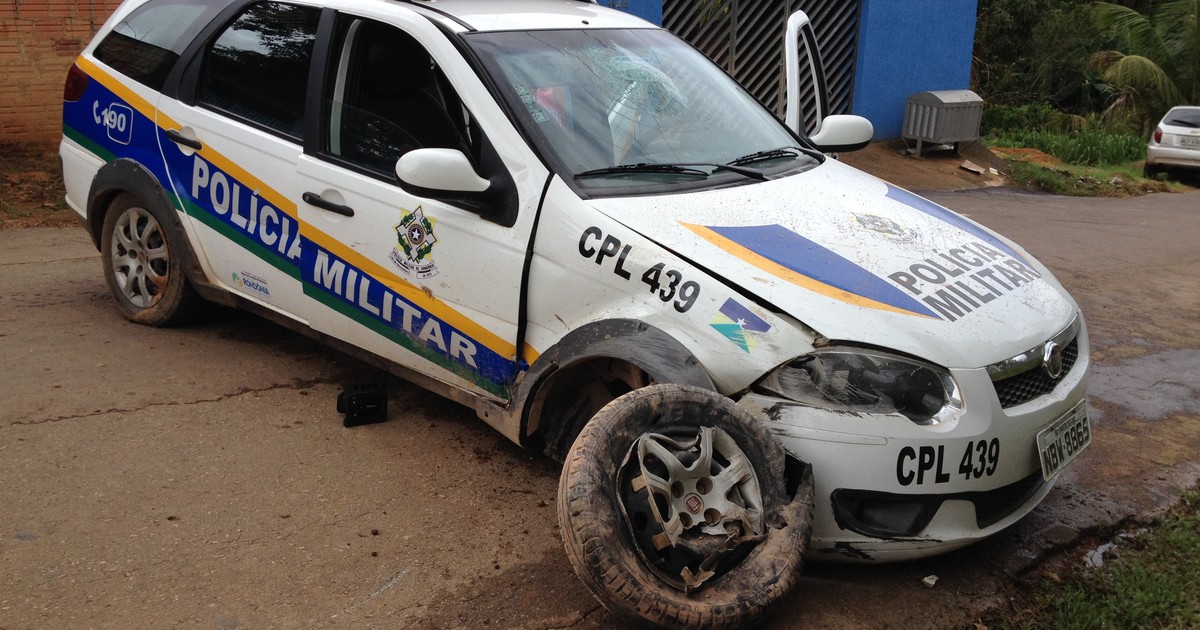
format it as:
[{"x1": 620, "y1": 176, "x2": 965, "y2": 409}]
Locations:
[
  {"x1": 1036, "y1": 402, "x2": 1091, "y2": 480},
  {"x1": 1182, "y1": 136, "x2": 1200, "y2": 147}
]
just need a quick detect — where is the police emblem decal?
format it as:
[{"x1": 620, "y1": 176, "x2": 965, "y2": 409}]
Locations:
[
  {"x1": 389, "y1": 206, "x2": 439, "y2": 279},
  {"x1": 853, "y1": 213, "x2": 919, "y2": 242}
]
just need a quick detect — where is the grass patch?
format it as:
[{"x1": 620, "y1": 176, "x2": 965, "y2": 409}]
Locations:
[
  {"x1": 996, "y1": 154, "x2": 1187, "y2": 197},
  {"x1": 987, "y1": 128, "x2": 1146, "y2": 167},
  {"x1": 981, "y1": 105, "x2": 1199, "y2": 196},
  {"x1": 983, "y1": 105, "x2": 1146, "y2": 167},
  {"x1": 987, "y1": 141, "x2": 1197, "y2": 197},
  {"x1": 988, "y1": 488, "x2": 1200, "y2": 629}
]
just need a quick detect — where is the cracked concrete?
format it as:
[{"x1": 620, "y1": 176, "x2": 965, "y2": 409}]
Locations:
[
  {"x1": 1, "y1": 186, "x2": 1199, "y2": 629},
  {"x1": 6, "y1": 382, "x2": 326, "y2": 426}
]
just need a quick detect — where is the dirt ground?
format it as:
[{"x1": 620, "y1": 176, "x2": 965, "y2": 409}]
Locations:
[
  {"x1": 837, "y1": 139, "x2": 1010, "y2": 191},
  {"x1": 0, "y1": 146, "x2": 77, "y2": 230},
  {"x1": 2, "y1": 142, "x2": 1199, "y2": 629}
]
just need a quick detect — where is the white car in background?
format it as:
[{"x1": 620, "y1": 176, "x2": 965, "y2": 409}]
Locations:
[
  {"x1": 1145, "y1": 105, "x2": 1200, "y2": 178},
  {"x1": 59, "y1": 0, "x2": 1090, "y2": 627}
]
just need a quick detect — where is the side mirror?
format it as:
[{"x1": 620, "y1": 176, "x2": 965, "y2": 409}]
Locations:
[
  {"x1": 395, "y1": 148, "x2": 491, "y2": 198},
  {"x1": 809, "y1": 115, "x2": 873, "y2": 153}
]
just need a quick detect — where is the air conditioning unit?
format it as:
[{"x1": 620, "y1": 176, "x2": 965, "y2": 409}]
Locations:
[{"x1": 903, "y1": 90, "x2": 984, "y2": 155}]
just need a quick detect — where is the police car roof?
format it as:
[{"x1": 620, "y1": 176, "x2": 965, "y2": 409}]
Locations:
[{"x1": 406, "y1": 0, "x2": 653, "y2": 32}]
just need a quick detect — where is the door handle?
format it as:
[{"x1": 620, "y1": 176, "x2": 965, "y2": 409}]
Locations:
[
  {"x1": 302, "y1": 192, "x2": 355, "y2": 217},
  {"x1": 165, "y1": 129, "x2": 203, "y2": 151}
]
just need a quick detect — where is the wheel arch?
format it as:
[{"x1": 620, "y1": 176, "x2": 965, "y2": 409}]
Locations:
[
  {"x1": 516, "y1": 318, "x2": 715, "y2": 461},
  {"x1": 87, "y1": 158, "x2": 233, "y2": 306}
]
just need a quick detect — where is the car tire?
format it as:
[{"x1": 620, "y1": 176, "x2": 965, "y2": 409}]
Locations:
[
  {"x1": 1143, "y1": 163, "x2": 1160, "y2": 179},
  {"x1": 557, "y1": 384, "x2": 814, "y2": 630},
  {"x1": 100, "y1": 192, "x2": 198, "y2": 326}
]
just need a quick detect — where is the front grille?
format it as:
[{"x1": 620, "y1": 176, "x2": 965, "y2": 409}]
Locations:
[{"x1": 993, "y1": 338, "x2": 1079, "y2": 408}]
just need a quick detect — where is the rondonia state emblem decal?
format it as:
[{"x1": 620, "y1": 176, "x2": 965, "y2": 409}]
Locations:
[{"x1": 389, "y1": 206, "x2": 439, "y2": 279}]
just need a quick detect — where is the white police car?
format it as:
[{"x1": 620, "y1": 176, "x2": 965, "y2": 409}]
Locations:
[{"x1": 60, "y1": 0, "x2": 1090, "y2": 627}]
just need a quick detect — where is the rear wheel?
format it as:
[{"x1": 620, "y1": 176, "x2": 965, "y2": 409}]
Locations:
[
  {"x1": 100, "y1": 193, "x2": 197, "y2": 326},
  {"x1": 558, "y1": 384, "x2": 814, "y2": 629}
]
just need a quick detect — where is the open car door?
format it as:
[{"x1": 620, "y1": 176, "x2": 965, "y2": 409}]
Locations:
[{"x1": 784, "y1": 10, "x2": 873, "y2": 152}]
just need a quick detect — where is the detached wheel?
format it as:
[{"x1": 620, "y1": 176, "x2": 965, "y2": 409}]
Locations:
[
  {"x1": 558, "y1": 384, "x2": 814, "y2": 629},
  {"x1": 100, "y1": 193, "x2": 197, "y2": 326}
]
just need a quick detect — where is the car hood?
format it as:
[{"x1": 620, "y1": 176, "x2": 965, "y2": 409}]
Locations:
[{"x1": 588, "y1": 160, "x2": 1078, "y2": 369}]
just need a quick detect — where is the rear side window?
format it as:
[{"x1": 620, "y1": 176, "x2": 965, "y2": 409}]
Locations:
[
  {"x1": 198, "y1": 2, "x2": 321, "y2": 139},
  {"x1": 94, "y1": 0, "x2": 224, "y2": 90}
]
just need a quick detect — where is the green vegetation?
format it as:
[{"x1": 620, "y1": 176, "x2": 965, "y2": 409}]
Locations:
[
  {"x1": 974, "y1": 1, "x2": 1200, "y2": 193},
  {"x1": 975, "y1": 0, "x2": 1198, "y2": 131},
  {"x1": 978, "y1": 103, "x2": 1186, "y2": 196},
  {"x1": 988, "y1": 488, "x2": 1200, "y2": 629},
  {"x1": 1092, "y1": 0, "x2": 1200, "y2": 126},
  {"x1": 975, "y1": 0, "x2": 1108, "y2": 113},
  {"x1": 988, "y1": 126, "x2": 1145, "y2": 167},
  {"x1": 997, "y1": 151, "x2": 1191, "y2": 196},
  {"x1": 984, "y1": 104, "x2": 1145, "y2": 167}
]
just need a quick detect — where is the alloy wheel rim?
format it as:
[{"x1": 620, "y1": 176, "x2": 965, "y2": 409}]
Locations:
[{"x1": 110, "y1": 207, "x2": 169, "y2": 309}]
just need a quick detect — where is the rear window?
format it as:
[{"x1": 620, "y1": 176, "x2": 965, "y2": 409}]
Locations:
[
  {"x1": 1165, "y1": 109, "x2": 1200, "y2": 128},
  {"x1": 94, "y1": 0, "x2": 225, "y2": 90}
]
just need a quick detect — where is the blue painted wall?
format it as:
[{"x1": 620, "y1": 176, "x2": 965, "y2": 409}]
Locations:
[
  {"x1": 601, "y1": 0, "x2": 663, "y2": 24},
  {"x1": 853, "y1": 0, "x2": 978, "y2": 139}
]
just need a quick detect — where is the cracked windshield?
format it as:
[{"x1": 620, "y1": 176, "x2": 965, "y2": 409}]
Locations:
[{"x1": 468, "y1": 29, "x2": 819, "y2": 192}]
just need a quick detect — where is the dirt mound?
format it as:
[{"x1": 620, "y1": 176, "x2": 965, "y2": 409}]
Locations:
[
  {"x1": 989, "y1": 146, "x2": 1063, "y2": 167},
  {"x1": 838, "y1": 139, "x2": 1009, "y2": 192}
]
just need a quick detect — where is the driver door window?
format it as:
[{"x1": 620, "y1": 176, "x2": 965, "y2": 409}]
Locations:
[{"x1": 325, "y1": 20, "x2": 469, "y2": 176}]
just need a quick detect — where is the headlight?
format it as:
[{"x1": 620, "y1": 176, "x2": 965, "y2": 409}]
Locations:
[{"x1": 755, "y1": 347, "x2": 962, "y2": 425}]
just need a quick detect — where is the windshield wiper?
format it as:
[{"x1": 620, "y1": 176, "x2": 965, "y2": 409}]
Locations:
[
  {"x1": 1167, "y1": 118, "x2": 1200, "y2": 128},
  {"x1": 728, "y1": 146, "x2": 804, "y2": 166},
  {"x1": 730, "y1": 145, "x2": 826, "y2": 166},
  {"x1": 575, "y1": 163, "x2": 710, "y2": 179},
  {"x1": 710, "y1": 162, "x2": 768, "y2": 180},
  {"x1": 575, "y1": 162, "x2": 768, "y2": 181}
]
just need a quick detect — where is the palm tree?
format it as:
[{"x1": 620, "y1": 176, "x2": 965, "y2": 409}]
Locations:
[{"x1": 1092, "y1": 0, "x2": 1200, "y2": 126}]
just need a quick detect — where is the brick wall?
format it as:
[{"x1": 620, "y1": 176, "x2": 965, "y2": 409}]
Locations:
[{"x1": 1, "y1": 1, "x2": 121, "y2": 149}]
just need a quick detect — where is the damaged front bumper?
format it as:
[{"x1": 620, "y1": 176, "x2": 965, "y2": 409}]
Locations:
[{"x1": 738, "y1": 323, "x2": 1090, "y2": 563}]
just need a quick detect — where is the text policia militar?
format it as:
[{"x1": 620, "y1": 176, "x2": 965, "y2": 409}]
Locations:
[{"x1": 887, "y1": 242, "x2": 1042, "y2": 322}]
